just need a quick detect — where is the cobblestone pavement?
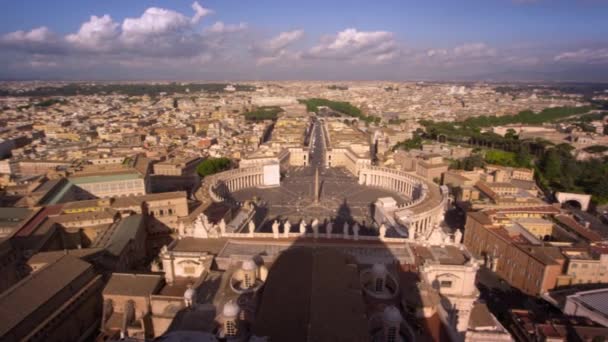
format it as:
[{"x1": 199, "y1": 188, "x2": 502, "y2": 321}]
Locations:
[{"x1": 232, "y1": 166, "x2": 408, "y2": 232}]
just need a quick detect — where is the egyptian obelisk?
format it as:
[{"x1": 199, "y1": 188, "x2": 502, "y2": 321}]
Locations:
[{"x1": 314, "y1": 167, "x2": 320, "y2": 203}]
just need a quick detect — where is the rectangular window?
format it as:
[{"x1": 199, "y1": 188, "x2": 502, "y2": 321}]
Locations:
[{"x1": 440, "y1": 280, "x2": 452, "y2": 288}]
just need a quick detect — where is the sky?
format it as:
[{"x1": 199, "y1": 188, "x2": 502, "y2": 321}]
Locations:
[{"x1": 1, "y1": 0, "x2": 607, "y2": 81}]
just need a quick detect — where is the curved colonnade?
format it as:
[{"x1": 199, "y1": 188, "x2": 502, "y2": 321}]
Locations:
[
  {"x1": 206, "y1": 165, "x2": 447, "y2": 239},
  {"x1": 358, "y1": 166, "x2": 448, "y2": 238},
  {"x1": 208, "y1": 166, "x2": 265, "y2": 202}
]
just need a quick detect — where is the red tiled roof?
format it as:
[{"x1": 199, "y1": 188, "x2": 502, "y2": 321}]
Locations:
[
  {"x1": 555, "y1": 215, "x2": 602, "y2": 242},
  {"x1": 15, "y1": 205, "x2": 63, "y2": 237}
]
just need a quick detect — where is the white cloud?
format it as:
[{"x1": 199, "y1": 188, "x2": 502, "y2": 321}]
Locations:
[
  {"x1": 66, "y1": 15, "x2": 119, "y2": 51},
  {"x1": 191, "y1": 1, "x2": 213, "y2": 24},
  {"x1": 121, "y1": 7, "x2": 191, "y2": 41},
  {"x1": 206, "y1": 21, "x2": 248, "y2": 34},
  {"x1": 0, "y1": 27, "x2": 65, "y2": 55},
  {"x1": 426, "y1": 43, "x2": 497, "y2": 60},
  {"x1": 453, "y1": 43, "x2": 497, "y2": 58},
  {"x1": 554, "y1": 48, "x2": 608, "y2": 63},
  {"x1": 3, "y1": 26, "x2": 54, "y2": 43},
  {"x1": 305, "y1": 28, "x2": 399, "y2": 63},
  {"x1": 266, "y1": 30, "x2": 304, "y2": 51},
  {"x1": 251, "y1": 30, "x2": 304, "y2": 65}
]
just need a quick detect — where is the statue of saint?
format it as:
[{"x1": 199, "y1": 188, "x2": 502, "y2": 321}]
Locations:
[
  {"x1": 343, "y1": 222, "x2": 349, "y2": 239},
  {"x1": 284, "y1": 220, "x2": 291, "y2": 237},
  {"x1": 326, "y1": 221, "x2": 333, "y2": 238},
  {"x1": 271, "y1": 220, "x2": 280, "y2": 238},
  {"x1": 219, "y1": 219, "x2": 227, "y2": 235},
  {"x1": 248, "y1": 220, "x2": 255, "y2": 236},
  {"x1": 379, "y1": 223, "x2": 387, "y2": 239},
  {"x1": 311, "y1": 219, "x2": 319, "y2": 238},
  {"x1": 299, "y1": 220, "x2": 307, "y2": 234},
  {"x1": 454, "y1": 229, "x2": 463, "y2": 244},
  {"x1": 353, "y1": 223, "x2": 360, "y2": 240}
]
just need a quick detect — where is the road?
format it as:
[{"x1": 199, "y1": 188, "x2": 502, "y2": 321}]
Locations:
[{"x1": 308, "y1": 117, "x2": 325, "y2": 168}]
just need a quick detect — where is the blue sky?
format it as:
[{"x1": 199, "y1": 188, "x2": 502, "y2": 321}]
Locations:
[{"x1": 1, "y1": 0, "x2": 607, "y2": 81}]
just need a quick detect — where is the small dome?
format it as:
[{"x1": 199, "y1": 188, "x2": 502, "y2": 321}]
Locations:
[
  {"x1": 223, "y1": 301, "x2": 240, "y2": 318},
  {"x1": 184, "y1": 288, "x2": 195, "y2": 301},
  {"x1": 383, "y1": 306, "x2": 402, "y2": 323},
  {"x1": 371, "y1": 263, "x2": 387, "y2": 277},
  {"x1": 242, "y1": 259, "x2": 256, "y2": 271}
]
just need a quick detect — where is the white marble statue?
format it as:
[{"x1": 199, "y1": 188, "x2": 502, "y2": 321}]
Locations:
[
  {"x1": 454, "y1": 229, "x2": 463, "y2": 245},
  {"x1": 379, "y1": 223, "x2": 387, "y2": 239},
  {"x1": 311, "y1": 219, "x2": 319, "y2": 238},
  {"x1": 326, "y1": 221, "x2": 333, "y2": 238},
  {"x1": 343, "y1": 222, "x2": 349, "y2": 239},
  {"x1": 283, "y1": 220, "x2": 291, "y2": 237},
  {"x1": 271, "y1": 220, "x2": 280, "y2": 239},
  {"x1": 299, "y1": 220, "x2": 307, "y2": 234},
  {"x1": 408, "y1": 225, "x2": 415, "y2": 241},
  {"x1": 353, "y1": 223, "x2": 360, "y2": 241},
  {"x1": 248, "y1": 220, "x2": 255, "y2": 236},
  {"x1": 193, "y1": 215, "x2": 209, "y2": 238},
  {"x1": 219, "y1": 219, "x2": 227, "y2": 236}
]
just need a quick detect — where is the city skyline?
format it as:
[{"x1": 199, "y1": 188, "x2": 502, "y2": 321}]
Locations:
[{"x1": 1, "y1": 0, "x2": 608, "y2": 81}]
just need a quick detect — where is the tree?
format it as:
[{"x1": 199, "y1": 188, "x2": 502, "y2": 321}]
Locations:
[
  {"x1": 515, "y1": 145, "x2": 533, "y2": 168},
  {"x1": 196, "y1": 158, "x2": 231, "y2": 177},
  {"x1": 505, "y1": 128, "x2": 518, "y2": 140},
  {"x1": 541, "y1": 148, "x2": 562, "y2": 181},
  {"x1": 593, "y1": 177, "x2": 608, "y2": 200}
]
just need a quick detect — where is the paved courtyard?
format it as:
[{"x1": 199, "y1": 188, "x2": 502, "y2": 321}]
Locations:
[{"x1": 232, "y1": 166, "x2": 408, "y2": 232}]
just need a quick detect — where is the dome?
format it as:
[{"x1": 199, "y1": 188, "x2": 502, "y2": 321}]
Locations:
[
  {"x1": 184, "y1": 288, "x2": 195, "y2": 301},
  {"x1": 223, "y1": 301, "x2": 240, "y2": 318},
  {"x1": 242, "y1": 259, "x2": 256, "y2": 271},
  {"x1": 371, "y1": 263, "x2": 387, "y2": 277},
  {"x1": 383, "y1": 306, "x2": 402, "y2": 323}
]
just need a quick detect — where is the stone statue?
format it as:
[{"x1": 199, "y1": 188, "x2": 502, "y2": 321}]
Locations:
[
  {"x1": 248, "y1": 220, "x2": 255, "y2": 236},
  {"x1": 343, "y1": 222, "x2": 349, "y2": 239},
  {"x1": 454, "y1": 229, "x2": 463, "y2": 245},
  {"x1": 193, "y1": 216, "x2": 208, "y2": 238},
  {"x1": 202, "y1": 214, "x2": 210, "y2": 228},
  {"x1": 271, "y1": 220, "x2": 280, "y2": 239},
  {"x1": 379, "y1": 223, "x2": 387, "y2": 239},
  {"x1": 443, "y1": 235, "x2": 451, "y2": 247},
  {"x1": 299, "y1": 220, "x2": 307, "y2": 234},
  {"x1": 161, "y1": 245, "x2": 168, "y2": 254},
  {"x1": 326, "y1": 221, "x2": 333, "y2": 238},
  {"x1": 283, "y1": 220, "x2": 291, "y2": 237},
  {"x1": 353, "y1": 223, "x2": 360, "y2": 241},
  {"x1": 408, "y1": 225, "x2": 415, "y2": 241},
  {"x1": 178, "y1": 221, "x2": 185, "y2": 236},
  {"x1": 219, "y1": 219, "x2": 227, "y2": 236},
  {"x1": 311, "y1": 219, "x2": 319, "y2": 238}
]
